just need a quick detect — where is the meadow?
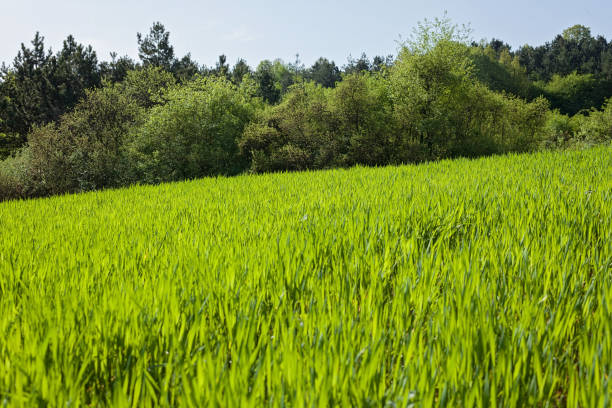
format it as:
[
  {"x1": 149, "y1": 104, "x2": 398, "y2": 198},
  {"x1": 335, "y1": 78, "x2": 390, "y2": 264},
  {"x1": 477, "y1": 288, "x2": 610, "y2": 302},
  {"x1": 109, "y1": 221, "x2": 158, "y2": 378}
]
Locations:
[{"x1": 0, "y1": 146, "x2": 610, "y2": 406}]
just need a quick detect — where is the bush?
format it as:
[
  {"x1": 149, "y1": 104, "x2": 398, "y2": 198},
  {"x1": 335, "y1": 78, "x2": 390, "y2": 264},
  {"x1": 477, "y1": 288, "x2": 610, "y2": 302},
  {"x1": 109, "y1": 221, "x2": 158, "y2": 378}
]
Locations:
[
  {"x1": 0, "y1": 148, "x2": 35, "y2": 200},
  {"x1": 241, "y1": 48, "x2": 549, "y2": 174},
  {"x1": 577, "y1": 98, "x2": 612, "y2": 143},
  {"x1": 129, "y1": 76, "x2": 260, "y2": 183},
  {"x1": 118, "y1": 67, "x2": 176, "y2": 108},
  {"x1": 389, "y1": 20, "x2": 548, "y2": 160},
  {"x1": 541, "y1": 110, "x2": 581, "y2": 147},
  {"x1": 330, "y1": 73, "x2": 400, "y2": 166},
  {"x1": 540, "y1": 73, "x2": 612, "y2": 116},
  {"x1": 465, "y1": 89, "x2": 549, "y2": 155},
  {"x1": 240, "y1": 80, "x2": 342, "y2": 173},
  {"x1": 470, "y1": 49, "x2": 536, "y2": 100},
  {"x1": 25, "y1": 85, "x2": 143, "y2": 195}
]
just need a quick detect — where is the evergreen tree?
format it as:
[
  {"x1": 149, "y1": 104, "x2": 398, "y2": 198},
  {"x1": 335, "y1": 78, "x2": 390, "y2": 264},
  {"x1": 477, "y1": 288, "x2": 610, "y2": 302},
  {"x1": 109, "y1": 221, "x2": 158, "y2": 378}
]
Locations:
[
  {"x1": 0, "y1": 33, "x2": 101, "y2": 156},
  {"x1": 137, "y1": 22, "x2": 175, "y2": 70},
  {"x1": 231, "y1": 59, "x2": 251, "y2": 84},
  {"x1": 344, "y1": 53, "x2": 371, "y2": 74},
  {"x1": 213, "y1": 55, "x2": 230, "y2": 78},
  {"x1": 306, "y1": 58, "x2": 341, "y2": 88},
  {"x1": 100, "y1": 52, "x2": 137, "y2": 83},
  {"x1": 172, "y1": 54, "x2": 200, "y2": 81}
]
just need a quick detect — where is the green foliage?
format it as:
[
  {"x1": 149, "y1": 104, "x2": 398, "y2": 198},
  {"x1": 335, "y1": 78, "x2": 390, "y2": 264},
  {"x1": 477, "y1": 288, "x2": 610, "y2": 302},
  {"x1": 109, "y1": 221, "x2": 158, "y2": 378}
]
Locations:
[
  {"x1": 403, "y1": 13, "x2": 473, "y2": 55},
  {"x1": 391, "y1": 20, "x2": 547, "y2": 160},
  {"x1": 253, "y1": 59, "x2": 299, "y2": 104},
  {"x1": 0, "y1": 131, "x2": 24, "y2": 160},
  {"x1": 99, "y1": 53, "x2": 137, "y2": 83},
  {"x1": 2, "y1": 16, "x2": 612, "y2": 201},
  {"x1": 576, "y1": 98, "x2": 612, "y2": 143},
  {"x1": 539, "y1": 72, "x2": 612, "y2": 115},
  {"x1": 518, "y1": 25, "x2": 612, "y2": 81},
  {"x1": 137, "y1": 22, "x2": 175, "y2": 71},
  {"x1": 240, "y1": 80, "x2": 338, "y2": 172},
  {"x1": 25, "y1": 84, "x2": 143, "y2": 195},
  {"x1": 390, "y1": 37, "x2": 475, "y2": 157},
  {"x1": 306, "y1": 57, "x2": 342, "y2": 88},
  {"x1": 562, "y1": 24, "x2": 593, "y2": 42},
  {"x1": 253, "y1": 60, "x2": 281, "y2": 104},
  {"x1": 118, "y1": 66, "x2": 177, "y2": 108},
  {"x1": 171, "y1": 53, "x2": 201, "y2": 82},
  {"x1": 0, "y1": 147, "x2": 610, "y2": 406},
  {"x1": 241, "y1": 17, "x2": 549, "y2": 175},
  {"x1": 330, "y1": 73, "x2": 399, "y2": 165},
  {"x1": 541, "y1": 110, "x2": 581, "y2": 147},
  {"x1": 129, "y1": 76, "x2": 260, "y2": 183},
  {"x1": 0, "y1": 33, "x2": 101, "y2": 153},
  {"x1": 0, "y1": 147, "x2": 34, "y2": 199},
  {"x1": 470, "y1": 47, "x2": 535, "y2": 99},
  {"x1": 541, "y1": 98, "x2": 612, "y2": 147},
  {"x1": 231, "y1": 59, "x2": 252, "y2": 84}
]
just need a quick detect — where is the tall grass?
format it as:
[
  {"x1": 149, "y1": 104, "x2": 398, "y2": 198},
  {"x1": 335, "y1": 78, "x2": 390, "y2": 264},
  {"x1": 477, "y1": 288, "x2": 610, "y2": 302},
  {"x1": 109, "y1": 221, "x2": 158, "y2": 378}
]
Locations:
[{"x1": 0, "y1": 146, "x2": 610, "y2": 406}]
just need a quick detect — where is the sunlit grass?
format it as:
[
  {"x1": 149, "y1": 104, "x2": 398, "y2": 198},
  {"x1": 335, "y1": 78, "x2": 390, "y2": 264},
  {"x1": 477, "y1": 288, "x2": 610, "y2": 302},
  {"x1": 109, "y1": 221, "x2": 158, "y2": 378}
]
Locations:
[{"x1": 0, "y1": 146, "x2": 610, "y2": 406}]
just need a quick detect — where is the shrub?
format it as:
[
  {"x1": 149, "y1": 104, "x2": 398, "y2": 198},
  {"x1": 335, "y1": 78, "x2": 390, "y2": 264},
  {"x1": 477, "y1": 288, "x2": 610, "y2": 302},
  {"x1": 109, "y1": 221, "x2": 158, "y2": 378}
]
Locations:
[
  {"x1": 129, "y1": 76, "x2": 260, "y2": 183},
  {"x1": 541, "y1": 110, "x2": 582, "y2": 147},
  {"x1": 118, "y1": 67, "x2": 176, "y2": 108},
  {"x1": 0, "y1": 147, "x2": 34, "y2": 200},
  {"x1": 390, "y1": 27, "x2": 548, "y2": 159},
  {"x1": 463, "y1": 89, "x2": 549, "y2": 155},
  {"x1": 330, "y1": 73, "x2": 399, "y2": 166},
  {"x1": 540, "y1": 73, "x2": 612, "y2": 116},
  {"x1": 239, "y1": 81, "x2": 341, "y2": 173},
  {"x1": 577, "y1": 98, "x2": 612, "y2": 143},
  {"x1": 25, "y1": 85, "x2": 143, "y2": 195},
  {"x1": 389, "y1": 23, "x2": 479, "y2": 160}
]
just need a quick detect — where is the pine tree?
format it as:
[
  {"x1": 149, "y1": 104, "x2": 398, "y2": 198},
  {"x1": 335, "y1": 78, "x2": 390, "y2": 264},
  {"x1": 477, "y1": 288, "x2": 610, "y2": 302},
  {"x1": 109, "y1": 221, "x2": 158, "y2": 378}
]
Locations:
[{"x1": 137, "y1": 22, "x2": 175, "y2": 71}]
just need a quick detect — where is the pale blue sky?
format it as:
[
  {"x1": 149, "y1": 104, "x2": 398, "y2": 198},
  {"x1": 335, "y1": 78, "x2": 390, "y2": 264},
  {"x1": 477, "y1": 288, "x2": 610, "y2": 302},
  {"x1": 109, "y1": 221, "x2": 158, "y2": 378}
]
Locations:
[{"x1": 1, "y1": 0, "x2": 611, "y2": 68}]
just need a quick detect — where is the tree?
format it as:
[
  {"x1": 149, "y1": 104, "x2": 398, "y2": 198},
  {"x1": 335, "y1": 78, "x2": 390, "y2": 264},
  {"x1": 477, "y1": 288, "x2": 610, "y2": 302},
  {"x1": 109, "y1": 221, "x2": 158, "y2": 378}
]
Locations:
[
  {"x1": 306, "y1": 58, "x2": 341, "y2": 88},
  {"x1": 100, "y1": 52, "x2": 136, "y2": 83},
  {"x1": 172, "y1": 54, "x2": 200, "y2": 81},
  {"x1": 24, "y1": 83, "x2": 143, "y2": 195},
  {"x1": 137, "y1": 22, "x2": 175, "y2": 70},
  {"x1": 213, "y1": 54, "x2": 230, "y2": 78},
  {"x1": 390, "y1": 15, "x2": 475, "y2": 155},
  {"x1": 470, "y1": 44, "x2": 535, "y2": 99},
  {"x1": 517, "y1": 25, "x2": 612, "y2": 81},
  {"x1": 563, "y1": 25, "x2": 592, "y2": 43},
  {"x1": 231, "y1": 59, "x2": 251, "y2": 84},
  {"x1": 577, "y1": 98, "x2": 612, "y2": 143},
  {"x1": 118, "y1": 67, "x2": 176, "y2": 109},
  {"x1": 540, "y1": 72, "x2": 612, "y2": 115},
  {"x1": 0, "y1": 33, "x2": 101, "y2": 156},
  {"x1": 1, "y1": 32, "x2": 57, "y2": 137},
  {"x1": 130, "y1": 77, "x2": 260, "y2": 182},
  {"x1": 330, "y1": 72, "x2": 397, "y2": 165},
  {"x1": 271, "y1": 60, "x2": 296, "y2": 94},
  {"x1": 240, "y1": 81, "x2": 339, "y2": 172},
  {"x1": 371, "y1": 55, "x2": 394, "y2": 72},
  {"x1": 391, "y1": 15, "x2": 546, "y2": 158},
  {"x1": 344, "y1": 53, "x2": 371, "y2": 74},
  {"x1": 254, "y1": 60, "x2": 281, "y2": 104},
  {"x1": 55, "y1": 35, "x2": 101, "y2": 112}
]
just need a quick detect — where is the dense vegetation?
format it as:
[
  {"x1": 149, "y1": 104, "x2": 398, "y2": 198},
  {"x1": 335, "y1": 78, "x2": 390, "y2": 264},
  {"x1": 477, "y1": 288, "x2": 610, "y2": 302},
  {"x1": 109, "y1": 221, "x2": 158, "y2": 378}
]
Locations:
[
  {"x1": 0, "y1": 17, "x2": 611, "y2": 201},
  {"x1": 0, "y1": 146, "x2": 610, "y2": 406}
]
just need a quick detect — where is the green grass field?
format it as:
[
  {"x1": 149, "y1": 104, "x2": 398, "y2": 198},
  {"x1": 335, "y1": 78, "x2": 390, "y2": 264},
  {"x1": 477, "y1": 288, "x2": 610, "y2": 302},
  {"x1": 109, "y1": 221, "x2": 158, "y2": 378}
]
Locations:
[{"x1": 0, "y1": 146, "x2": 610, "y2": 407}]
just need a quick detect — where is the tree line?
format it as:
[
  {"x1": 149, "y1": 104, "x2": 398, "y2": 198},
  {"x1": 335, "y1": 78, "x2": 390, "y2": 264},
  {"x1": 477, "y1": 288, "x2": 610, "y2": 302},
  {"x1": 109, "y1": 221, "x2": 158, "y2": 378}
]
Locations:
[{"x1": 0, "y1": 18, "x2": 610, "y2": 200}]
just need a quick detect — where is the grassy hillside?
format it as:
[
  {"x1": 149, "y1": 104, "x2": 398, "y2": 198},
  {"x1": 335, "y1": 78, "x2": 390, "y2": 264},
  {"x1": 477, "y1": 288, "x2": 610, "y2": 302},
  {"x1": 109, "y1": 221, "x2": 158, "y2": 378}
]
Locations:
[{"x1": 0, "y1": 147, "x2": 610, "y2": 406}]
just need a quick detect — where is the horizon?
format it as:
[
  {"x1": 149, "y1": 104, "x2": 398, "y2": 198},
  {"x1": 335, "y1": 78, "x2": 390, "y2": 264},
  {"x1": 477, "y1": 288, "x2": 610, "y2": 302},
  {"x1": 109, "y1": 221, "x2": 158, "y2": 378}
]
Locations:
[{"x1": 1, "y1": 0, "x2": 612, "y2": 68}]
